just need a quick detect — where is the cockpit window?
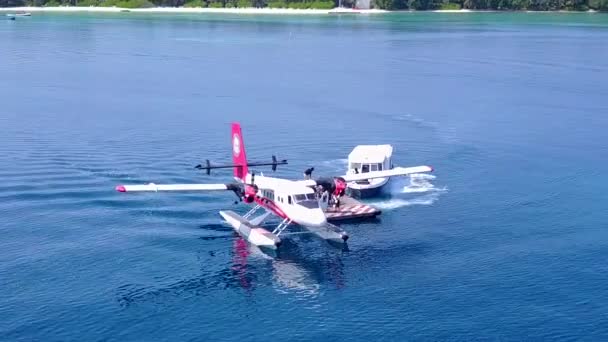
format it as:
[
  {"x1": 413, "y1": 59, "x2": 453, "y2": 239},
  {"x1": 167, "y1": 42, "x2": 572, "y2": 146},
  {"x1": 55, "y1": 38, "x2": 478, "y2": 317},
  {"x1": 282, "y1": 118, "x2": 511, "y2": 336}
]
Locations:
[
  {"x1": 294, "y1": 193, "x2": 316, "y2": 202},
  {"x1": 291, "y1": 194, "x2": 319, "y2": 208}
]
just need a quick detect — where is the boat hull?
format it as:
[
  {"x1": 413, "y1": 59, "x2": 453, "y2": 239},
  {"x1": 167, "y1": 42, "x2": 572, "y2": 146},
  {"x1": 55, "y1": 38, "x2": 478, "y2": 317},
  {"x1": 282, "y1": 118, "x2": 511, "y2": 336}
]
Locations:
[{"x1": 346, "y1": 177, "x2": 390, "y2": 198}]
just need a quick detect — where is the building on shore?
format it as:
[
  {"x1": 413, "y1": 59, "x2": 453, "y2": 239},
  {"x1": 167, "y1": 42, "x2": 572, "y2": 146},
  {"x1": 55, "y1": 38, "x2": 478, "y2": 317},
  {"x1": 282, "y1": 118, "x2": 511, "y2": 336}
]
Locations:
[{"x1": 356, "y1": 0, "x2": 371, "y2": 8}]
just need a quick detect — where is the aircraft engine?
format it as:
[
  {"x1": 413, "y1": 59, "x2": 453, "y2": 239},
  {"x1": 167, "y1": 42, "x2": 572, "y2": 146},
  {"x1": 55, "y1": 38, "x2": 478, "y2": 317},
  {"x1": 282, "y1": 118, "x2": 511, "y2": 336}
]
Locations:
[
  {"x1": 313, "y1": 177, "x2": 347, "y2": 198},
  {"x1": 332, "y1": 177, "x2": 347, "y2": 197},
  {"x1": 243, "y1": 184, "x2": 257, "y2": 203}
]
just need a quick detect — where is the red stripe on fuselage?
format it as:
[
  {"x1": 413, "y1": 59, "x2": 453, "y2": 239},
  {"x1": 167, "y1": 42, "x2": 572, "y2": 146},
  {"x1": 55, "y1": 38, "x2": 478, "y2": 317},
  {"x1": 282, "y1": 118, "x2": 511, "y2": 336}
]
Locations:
[{"x1": 253, "y1": 195, "x2": 288, "y2": 220}]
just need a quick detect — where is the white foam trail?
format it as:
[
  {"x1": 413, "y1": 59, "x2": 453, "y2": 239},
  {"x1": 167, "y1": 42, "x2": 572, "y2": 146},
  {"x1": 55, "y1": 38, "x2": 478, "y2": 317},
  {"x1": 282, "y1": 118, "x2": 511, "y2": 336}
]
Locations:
[
  {"x1": 390, "y1": 174, "x2": 447, "y2": 195},
  {"x1": 369, "y1": 193, "x2": 440, "y2": 210},
  {"x1": 372, "y1": 174, "x2": 448, "y2": 210},
  {"x1": 401, "y1": 186, "x2": 435, "y2": 194},
  {"x1": 410, "y1": 173, "x2": 436, "y2": 181}
]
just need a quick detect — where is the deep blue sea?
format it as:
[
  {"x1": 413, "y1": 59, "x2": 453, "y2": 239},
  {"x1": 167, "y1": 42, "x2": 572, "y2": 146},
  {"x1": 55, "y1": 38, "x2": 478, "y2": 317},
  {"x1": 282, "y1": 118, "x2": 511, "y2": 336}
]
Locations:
[{"x1": 1, "y1": 11, "x2": 608, "y2": 341}]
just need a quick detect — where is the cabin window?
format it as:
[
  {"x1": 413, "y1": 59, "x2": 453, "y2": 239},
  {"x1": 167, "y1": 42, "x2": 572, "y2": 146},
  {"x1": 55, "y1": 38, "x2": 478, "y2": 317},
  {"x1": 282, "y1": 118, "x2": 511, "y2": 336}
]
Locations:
[
  {"x1": 288, "y1": 196, "x2": 292, "y2": 204},
  {"x1": 378, "y1": 163, "x2": 383, "y2": 171},
  {"x1": 371, "y1": 164, "x2": 378, "y2": 172},
  {"x1": 350, "y1": 163, "x2": 361, "y2": 173},
  {"x1": 361, "y1": 164, "x2": 370, "y2": 173},
  {"x1": 263, "y1": 190, "x2": 274, "y2": 200}
]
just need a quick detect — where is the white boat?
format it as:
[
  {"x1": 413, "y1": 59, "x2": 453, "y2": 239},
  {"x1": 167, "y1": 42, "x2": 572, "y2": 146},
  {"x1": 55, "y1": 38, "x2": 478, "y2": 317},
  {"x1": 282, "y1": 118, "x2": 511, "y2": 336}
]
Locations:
[
  {"x1": 345, "y1": 144, "x2": 393, "y2": 198},
  {"x1": 6, "y1": 12, "x2": 31, "y2": 18}
]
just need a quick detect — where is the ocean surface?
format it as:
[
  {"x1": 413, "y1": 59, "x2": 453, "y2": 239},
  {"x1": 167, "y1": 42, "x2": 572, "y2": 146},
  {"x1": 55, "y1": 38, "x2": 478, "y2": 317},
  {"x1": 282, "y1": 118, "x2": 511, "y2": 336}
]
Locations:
[{"x1": 1, "y1": 11, "x2": 608, "y2": 341}]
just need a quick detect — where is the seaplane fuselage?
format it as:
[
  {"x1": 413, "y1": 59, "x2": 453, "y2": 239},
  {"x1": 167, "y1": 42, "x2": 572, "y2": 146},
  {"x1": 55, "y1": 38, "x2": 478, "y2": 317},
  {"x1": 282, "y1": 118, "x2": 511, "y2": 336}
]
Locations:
[{"x1": 238, "y1": 173, "x2": 328, "y2": 228}]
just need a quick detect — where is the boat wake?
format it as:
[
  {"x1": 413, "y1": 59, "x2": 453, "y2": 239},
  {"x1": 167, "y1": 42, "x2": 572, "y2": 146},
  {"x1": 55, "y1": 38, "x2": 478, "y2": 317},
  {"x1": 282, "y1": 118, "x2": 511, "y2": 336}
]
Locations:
[
  {"x1": 398, "y1": 173, "x2": 447, "y2": 194},
  {"x1": 369, "y1": 193, "x2": 441, "y2": 210},
  {"x1": 367, "y1": 174, "x2": 447, "y2": 210}
]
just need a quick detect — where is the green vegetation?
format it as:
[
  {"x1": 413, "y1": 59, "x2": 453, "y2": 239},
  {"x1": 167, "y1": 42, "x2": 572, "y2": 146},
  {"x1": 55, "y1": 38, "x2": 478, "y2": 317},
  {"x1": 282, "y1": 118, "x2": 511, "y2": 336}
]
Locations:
[
  {"x1": 98, "y1": 0, "x2": 154, "y2": 7},
  {"x1": 1, "y1": 0, "x2": 607, "y2": 11},
  {"x1": 439, "y1": 2, "x2": 460, "y2": 9},
  {"x1": 371, "y1": 0, "x2": 606, "y2": 10},
  {"x1": 266, "y1": 0, "x2": 333, "y2": 8}
]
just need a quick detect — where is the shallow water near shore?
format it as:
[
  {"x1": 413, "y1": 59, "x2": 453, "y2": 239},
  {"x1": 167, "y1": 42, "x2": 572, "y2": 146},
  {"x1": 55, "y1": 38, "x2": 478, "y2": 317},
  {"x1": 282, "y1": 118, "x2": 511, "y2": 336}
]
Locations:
[{"x1": 1, "y1": 11, "x2": 608, "y2": 341}]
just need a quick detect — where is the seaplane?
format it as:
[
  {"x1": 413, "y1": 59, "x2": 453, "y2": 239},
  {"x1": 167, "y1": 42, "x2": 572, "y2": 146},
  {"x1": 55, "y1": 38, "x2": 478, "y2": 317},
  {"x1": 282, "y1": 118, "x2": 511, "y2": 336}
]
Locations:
[{"x1": 115, "y1": 123, "x2": 434, "y2": 250}]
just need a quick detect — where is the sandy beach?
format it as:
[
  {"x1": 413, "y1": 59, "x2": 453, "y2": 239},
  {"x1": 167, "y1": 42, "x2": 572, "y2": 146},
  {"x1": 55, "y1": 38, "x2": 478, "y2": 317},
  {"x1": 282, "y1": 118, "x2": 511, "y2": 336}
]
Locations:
[
  {"x1": 3, "y1": 6, "x2": 597, "y2": 15},
  {"x1": 1, "y1": 6, "x2": 390, "y2": 14}
]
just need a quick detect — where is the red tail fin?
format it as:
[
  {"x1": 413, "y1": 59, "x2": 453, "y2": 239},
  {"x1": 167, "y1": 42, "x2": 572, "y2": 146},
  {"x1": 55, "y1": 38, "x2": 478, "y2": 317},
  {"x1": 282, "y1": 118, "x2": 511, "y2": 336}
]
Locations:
[{"x1": 231, "y1": 122, "x2": 248, "y2": 181}]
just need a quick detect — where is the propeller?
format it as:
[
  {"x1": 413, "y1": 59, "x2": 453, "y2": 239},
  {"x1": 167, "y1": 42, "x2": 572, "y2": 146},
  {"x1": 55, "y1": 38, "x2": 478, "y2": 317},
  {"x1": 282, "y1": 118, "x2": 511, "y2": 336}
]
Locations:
[
  {"x1": 226, "y1": 183, "x2": 244, "y2": 204},
  {"x1": 249, "y1": 171, "x2": 259, "y2": 194},
  {"x1": 194, "y1": 156, "x2": 287, "y2": 175},
  {"x1": 194, "y1": 159, "x2": 212, "y2": 175},
  {"x1": 271, "y1": 155, "x2": 287, "y2": 171}
]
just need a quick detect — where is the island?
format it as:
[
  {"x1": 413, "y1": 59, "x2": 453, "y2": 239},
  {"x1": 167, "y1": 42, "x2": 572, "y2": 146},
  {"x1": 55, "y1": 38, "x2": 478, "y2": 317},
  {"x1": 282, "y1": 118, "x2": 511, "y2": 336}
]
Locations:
[{"x1": 1, "y1": 0, "x2": 606, "y2": 13}]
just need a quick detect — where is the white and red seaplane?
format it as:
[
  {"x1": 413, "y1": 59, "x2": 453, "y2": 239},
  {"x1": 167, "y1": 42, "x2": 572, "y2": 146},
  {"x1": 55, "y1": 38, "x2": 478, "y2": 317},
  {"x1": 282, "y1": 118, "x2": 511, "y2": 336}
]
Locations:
[{"x1": 115, "y1": 123, "x2": 433, "y2": 250}]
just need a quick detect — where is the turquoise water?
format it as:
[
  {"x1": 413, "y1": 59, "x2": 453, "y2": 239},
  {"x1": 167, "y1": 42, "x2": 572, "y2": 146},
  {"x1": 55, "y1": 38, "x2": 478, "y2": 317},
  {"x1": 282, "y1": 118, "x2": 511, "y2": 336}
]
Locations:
[{"x1": 1, "y1": 12, "x2": 608, "y2": 341}]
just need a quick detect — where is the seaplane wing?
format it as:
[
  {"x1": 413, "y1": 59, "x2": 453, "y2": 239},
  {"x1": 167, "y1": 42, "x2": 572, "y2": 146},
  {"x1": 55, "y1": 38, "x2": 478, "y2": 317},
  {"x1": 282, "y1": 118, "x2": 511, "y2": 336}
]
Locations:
[
  {"x1": 294, "y1": 179, "x2": 318, "y2": 187},
  {"x1": 340, "y1": 165, "x2": 433, "y2": 182},
  {"x1": 115, "y1": 183, "x2": 230, "y2": 192}
]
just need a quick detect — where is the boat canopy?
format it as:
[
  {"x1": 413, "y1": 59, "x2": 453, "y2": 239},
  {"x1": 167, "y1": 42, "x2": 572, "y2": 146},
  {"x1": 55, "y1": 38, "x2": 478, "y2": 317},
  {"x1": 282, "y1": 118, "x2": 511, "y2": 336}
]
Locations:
[
  {"x1": 347, "y1": 144, "x2": 393, "y2": 174},
  {"x1": 348, "y1": 145, "x2": 393, "y2": 164}
]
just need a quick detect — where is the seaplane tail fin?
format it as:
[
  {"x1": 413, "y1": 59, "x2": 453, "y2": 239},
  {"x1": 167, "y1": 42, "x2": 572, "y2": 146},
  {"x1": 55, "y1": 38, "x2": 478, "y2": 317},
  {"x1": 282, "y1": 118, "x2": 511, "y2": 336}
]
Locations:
[{"x1": 231, "y1": 122, "x2": 249, "y2": 181}]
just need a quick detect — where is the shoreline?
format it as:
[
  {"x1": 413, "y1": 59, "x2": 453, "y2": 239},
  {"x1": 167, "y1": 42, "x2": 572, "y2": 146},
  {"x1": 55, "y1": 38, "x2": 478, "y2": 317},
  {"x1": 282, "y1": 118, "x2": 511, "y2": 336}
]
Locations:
[
  {"x1": 0, "y1": 6, "x2": 386, "y2": 14},
  {"x1": 0, "y1": 6, "x2": 601, "y2": 14}
]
